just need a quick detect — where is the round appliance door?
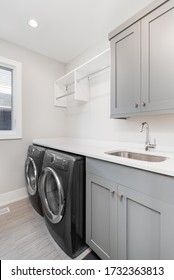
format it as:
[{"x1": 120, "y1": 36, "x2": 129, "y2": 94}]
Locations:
[
  {"x1": 25, "y1": 157, "x2": 38, "y2": 196},
  {"x1": 39, "y1": 167, "x2": 65, "y2": 224}
]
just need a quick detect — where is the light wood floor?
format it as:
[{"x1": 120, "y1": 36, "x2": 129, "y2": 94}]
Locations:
[{"x1": 0, "y1": 198, "x2": 90, "y2": 260}]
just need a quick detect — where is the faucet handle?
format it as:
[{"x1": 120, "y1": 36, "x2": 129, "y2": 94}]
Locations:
[{"x1": 148, "y1": 138, "x2": 156, "y2": 149}]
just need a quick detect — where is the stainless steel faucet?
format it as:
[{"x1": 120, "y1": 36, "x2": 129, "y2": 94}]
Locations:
[{"x1": 140, "y1": 122, "x2": 156, "y2": 151}]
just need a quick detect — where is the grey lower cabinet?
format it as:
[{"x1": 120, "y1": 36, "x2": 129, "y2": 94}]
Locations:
[
  {"x1": 109, "y1": 0, "x2": 174, "y2": 118},
  {"x1": 86, "y1": 173, "x2": 117, "y2": 260},
  {"x1": 86, "y1": 157, "x2": 174, "y2": 260},
  {"x1": 117, "y1": 184, "x2": 174, "y2": 260}
]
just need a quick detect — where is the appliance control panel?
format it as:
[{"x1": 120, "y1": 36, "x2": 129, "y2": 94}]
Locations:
[{"x1": 50, "y1": 155, "x2": 70, "y2": 171}]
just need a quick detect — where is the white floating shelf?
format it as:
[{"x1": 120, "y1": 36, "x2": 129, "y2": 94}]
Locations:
[{"x1": 54, "y1": 49, "x2": 110, "y2": 107}]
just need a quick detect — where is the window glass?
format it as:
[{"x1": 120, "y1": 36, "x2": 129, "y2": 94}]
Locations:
[
  {"x1": 0, "y1": 66, "x2": 13, "y2": 130},
  {"x1": 0, "y1": 57, "x2": 22, "y2": 140}
]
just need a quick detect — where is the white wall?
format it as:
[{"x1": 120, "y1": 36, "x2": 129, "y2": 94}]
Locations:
[
  {"x1": 65, "y1": 39, "x2": 174, "y2": 148},
  {"x1": 0, "y1": 38, "x2": 65, "y2": 198}
]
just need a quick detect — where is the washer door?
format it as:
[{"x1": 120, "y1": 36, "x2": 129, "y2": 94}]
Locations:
[
  {"x1": 39, "y1": 167, "x2": 65, "y2": 224},
  {"x1": 25, "y1": 157, "x2": 38, "y2": 196}
]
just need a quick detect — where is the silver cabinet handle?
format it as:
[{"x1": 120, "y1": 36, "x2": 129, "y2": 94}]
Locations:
[
  {"x1": 111, "y1": 190, "x2": 124, "y2": 199},
  {"x1": 142, "y1": 102, "x2": 146, "y2": 107},
  {"x1": 118, "y1": 191, "x2": 124, "y2": 200},
  {"x1": 135, "y1": 103, "x2": 139, "y2": 108},
  {"x1": 111, "y1": 190, "x2": 115, "y2": 196}
]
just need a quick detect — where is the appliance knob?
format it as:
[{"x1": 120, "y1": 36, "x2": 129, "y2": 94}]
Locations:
[{"x1": 51, "y1": 155, "x2": 56, "y2": 163}]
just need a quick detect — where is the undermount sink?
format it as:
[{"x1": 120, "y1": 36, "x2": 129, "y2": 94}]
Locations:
[{"x1": 105, "y1": 150, "x2": 168, "y2": 162}]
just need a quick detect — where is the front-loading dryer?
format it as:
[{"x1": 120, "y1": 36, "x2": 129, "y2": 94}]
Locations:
[
  {"x1": 25, "y1": 145, "x2": 45, "y2": 216},
  {"x1": 39, "y1": 149, "x2": 86, "y2": 258}
]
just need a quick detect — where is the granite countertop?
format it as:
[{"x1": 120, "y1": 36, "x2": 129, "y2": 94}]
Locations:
[{"x1": 33, "y1": 138, "x2": 174, "y2": 177}]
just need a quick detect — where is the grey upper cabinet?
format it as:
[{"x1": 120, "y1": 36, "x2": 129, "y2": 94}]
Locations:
[
  {"x1": 141, "y1": 1, "x2": 174, "y2": 112},
  {"x1": 109, "y1": 0, "x2": 174, "y2": 118},
  {"x1": 110, "y1": 22, "x2": 140, "y2": 117}
]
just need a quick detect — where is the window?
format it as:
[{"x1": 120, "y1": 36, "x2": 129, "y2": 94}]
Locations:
[
  {"x1": 0, "y1": 66, "x2": 12, "y2": 130},
  {"x1": 0, "y1": 56, "x2": 22, "y2": 139}
]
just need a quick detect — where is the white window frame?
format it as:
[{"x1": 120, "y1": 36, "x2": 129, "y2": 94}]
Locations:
[{"x1": 0, "y1": 56, "x2": 22, "y2": 140}]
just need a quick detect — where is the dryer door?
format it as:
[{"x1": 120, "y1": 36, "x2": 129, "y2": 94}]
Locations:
[
  {"x1": 39, "y1": 167, "x2": 65, "y2": 224},
  {"x1": 25, "y1": 157, "x2": 38, "y2": 196}
]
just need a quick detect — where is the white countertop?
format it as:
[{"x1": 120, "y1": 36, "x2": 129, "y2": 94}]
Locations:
[{"x1": 33, "y1": 138, "x2": 174, "y2": 177}]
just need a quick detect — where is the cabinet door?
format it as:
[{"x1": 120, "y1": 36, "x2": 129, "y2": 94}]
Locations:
[
  {"x1": 110, "y1": 21, "x2": 140, "y2": 117},
  {"x1": 142, "y1": 1, "x2": 174, "y2": 112},
  {"x1": 118, "y1": 184, "x2": 174, "y2": 260},
  {"x1": 86, "y1": 173, "x2": 117, "y2": 260}
]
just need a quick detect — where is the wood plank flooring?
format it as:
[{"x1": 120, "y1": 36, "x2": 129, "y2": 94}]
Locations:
[{"x1": 0, "y1": 198, "x2": 90, "y2": 260}]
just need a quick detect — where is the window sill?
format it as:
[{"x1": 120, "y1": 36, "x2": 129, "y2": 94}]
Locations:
[{"x1": 0, "y1": 130, "x2": 22, "y2": 140}]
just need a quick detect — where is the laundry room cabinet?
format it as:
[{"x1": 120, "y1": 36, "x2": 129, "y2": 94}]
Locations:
[
  {"x1": 86, "y1": 157, "x2": 174, "y2": 260},
  {"x1": 141, "y1": 1, "x2": 174, "y2": 113},
  {"x1": 86, "y1": 172, "x2": 117, "y2": 260},
  {"x1": 110, "y1": 21, "x2": 141, "y2": 116},
  {"x1": 117, "y1": 184, "x2": 174, "y2": 260},
  {"x1": 109, "y1": 0, "x2": 174, "y2": 118}
]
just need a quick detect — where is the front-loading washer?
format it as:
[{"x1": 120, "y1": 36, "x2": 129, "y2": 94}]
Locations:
[
  {"x1": 39, "y1": 149, "x2": 86, "y2": 258},
  {"x1": 25, "y1": 145, "x2": 45, "y2": 216}
]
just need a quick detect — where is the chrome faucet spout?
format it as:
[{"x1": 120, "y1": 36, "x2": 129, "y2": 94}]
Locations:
[
  {"x1": 140, "y1": 122, "x2": 148, "y2": 133},
  {"x1": 140, "y1": 122, "x2": 156, "y2": 151},
  {"x1": 140, "y1": 122, "x2": 149, "y2": 146}
]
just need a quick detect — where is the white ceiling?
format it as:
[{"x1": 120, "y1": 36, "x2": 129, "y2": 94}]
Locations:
[{"x1": 0, "y1": 0, "x2": 153, "y2": 63}]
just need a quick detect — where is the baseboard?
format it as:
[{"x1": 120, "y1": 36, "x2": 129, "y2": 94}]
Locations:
[{"x1": 0, "y1": 187, "x2": 28, "y2": 207}]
